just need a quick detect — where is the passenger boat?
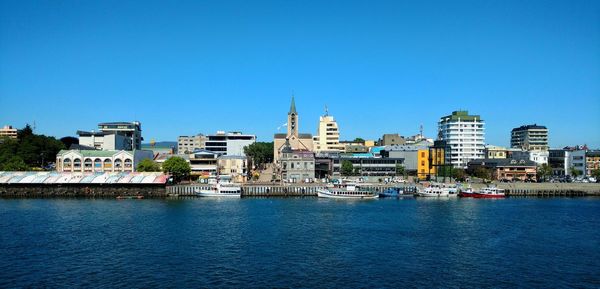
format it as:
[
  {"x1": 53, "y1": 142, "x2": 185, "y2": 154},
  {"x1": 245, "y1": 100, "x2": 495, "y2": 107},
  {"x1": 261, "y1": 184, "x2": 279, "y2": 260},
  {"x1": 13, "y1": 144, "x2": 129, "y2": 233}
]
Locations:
[
  {"x1": 317, "y1": 183, "x2": 378, "y2": 199},
  {"x1": 472, "y1": 187, "x2": 505, "y2": 198},
  {"x1": 379, "y1": 187, "x2": 409, "y2": 198},
  {"x1": 196, "y1": 182, "x2": 241, "y2": 197},
  {"x1": 458, "y1": 187, "x2": 477, "y2": 197},
  {"x1": 415, "y1": 184, "x2": 450, "y2": 197}
]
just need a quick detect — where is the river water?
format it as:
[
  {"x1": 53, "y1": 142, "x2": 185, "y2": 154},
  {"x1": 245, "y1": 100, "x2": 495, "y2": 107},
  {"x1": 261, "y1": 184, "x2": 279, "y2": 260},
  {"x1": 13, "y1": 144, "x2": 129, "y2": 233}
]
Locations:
[{"x1": 1, "y1": 197, "x2": 599, "y2": 288}]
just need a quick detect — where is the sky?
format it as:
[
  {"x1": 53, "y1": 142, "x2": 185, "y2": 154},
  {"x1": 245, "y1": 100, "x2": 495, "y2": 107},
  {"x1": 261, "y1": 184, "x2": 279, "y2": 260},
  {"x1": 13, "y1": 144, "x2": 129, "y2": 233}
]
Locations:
[{"x1": 1, "y1": 0, "x2": 599, "y2": 148}]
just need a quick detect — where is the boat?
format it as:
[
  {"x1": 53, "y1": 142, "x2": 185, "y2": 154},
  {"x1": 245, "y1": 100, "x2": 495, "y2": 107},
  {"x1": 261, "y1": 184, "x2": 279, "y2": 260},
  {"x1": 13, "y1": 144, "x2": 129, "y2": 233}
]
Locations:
[
  {"x1": 472, "y1": 187, "x2": 505, "y2": 198},
  {"x1": 379, "y1": 187, "x2": 409, "y2": 198},
  {"x1": 196, "y1": 182, "x2": 241, "y2": 197},
  {"x1": 415, "y1": 184, "x2": 451, "y2": 197},
  {"x1": 458, "y1": 187, "x2": 477, "y2": 197},
  {"x1": 317, "y1": 183, "x2": 378, "y2": 199}
]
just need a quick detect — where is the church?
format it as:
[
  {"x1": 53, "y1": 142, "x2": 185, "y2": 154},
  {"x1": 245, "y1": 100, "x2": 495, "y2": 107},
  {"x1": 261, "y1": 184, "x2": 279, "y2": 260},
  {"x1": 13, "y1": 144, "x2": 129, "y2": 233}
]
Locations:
[{"x1": 273, "y1": 96, "x2": 314, "y2": 162}]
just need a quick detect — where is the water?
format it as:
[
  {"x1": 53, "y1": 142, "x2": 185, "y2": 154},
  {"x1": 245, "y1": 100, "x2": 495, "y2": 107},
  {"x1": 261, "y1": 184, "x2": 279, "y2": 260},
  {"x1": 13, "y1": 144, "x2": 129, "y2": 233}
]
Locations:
[{"x1": 1, "y1": 197, "x2": 599, "y2": 288}]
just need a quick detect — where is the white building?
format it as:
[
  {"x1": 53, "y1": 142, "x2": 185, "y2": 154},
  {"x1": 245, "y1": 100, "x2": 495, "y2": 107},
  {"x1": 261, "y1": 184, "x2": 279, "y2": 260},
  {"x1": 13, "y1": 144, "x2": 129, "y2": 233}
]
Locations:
[
  {"x1": 313, "y1": 110, "x2": 343, "y2": 152},
  {"x1": 511, "y1": 150, "x2": 549, "y2": 166},
  {"x1": 77, "y1": 130, "x2": 133, "y2": 150},
  {"x1": 438, "y1": 110, "x2": 485, "y2": 168},
  {"x1": 566, "y1": 150, "x2": 586, "y2": 176},
  {"x1": 0, "y1": 125, "x2": 17, "y2": 139},
  {"x1": 56, "y1": 149, "x2": 154, "y2": 173},
  {"x1": 205, "y1": 131, "x2": 256, "y2": 156},
  {"x1": 97, "y1": 122, "x2": 143, "y2": 150}
]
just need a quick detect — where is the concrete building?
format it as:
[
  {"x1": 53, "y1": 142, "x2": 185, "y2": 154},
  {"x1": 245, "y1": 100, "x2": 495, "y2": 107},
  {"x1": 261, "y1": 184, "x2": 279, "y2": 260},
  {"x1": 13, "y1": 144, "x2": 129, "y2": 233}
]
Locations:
[
  {"x1": 0, "y1": 125, "x2": 17, "y2": 139},
  {"x1": 438, "y1": 110, "x2": 485, "y2": 168},
  {"x1": 468, "y1": 158, "x2": 537, "y2": 181},
  {"x1": 178, "y1": 134, "x2": 206, "y2": 154},
  {"x1": 56, "y1": 149, "x2": 154, "y2": 173},
  {"x1": 332, "y1": 154, "x2": 403, "y2": 177},
  {"x1": 567, "y1": 149, "x2": 586, "y2": 176},
  {"x1": 278, "y1": 139, "x2": 315, "y2": 182},
  {"x1": 188, "y1": 149, "x2": 219, "y2": 178},
  {"x1": 274, "y1": 96, "x2": 314, "y2": 162},
  {"x1": 380, "y1": 134, "x2": 406, "y2": 146},
  {"x1": 511, "y1": 150, "x2": 549, "y2": 166},
  {"x1": 585, "y1": 150, "x2": 600, "y2": 177},
  {"x1": 484, "y1": 145, "x2": 508, "y2": 159},
  {"x1": 217, "y1": 155, "x2": 249, "y2": 183},
  {"x1": 98, "y1": 122, "x2": 143, "y2": 150},
  {"x1": 511, "y1": 124, "x2": 548, "y2": 151},
  {"x1": 77, "y1": 130, "x2": 133, "y2": 151},
  {"x1": 549, "y1": 149, "x2": 568, "y2": 176},
  {"x1": 205, "y1": 131, "x2": 255, "y2": 156},
  {"x1": 313, "y1": 109, "x2": 343, "y2": 152}
]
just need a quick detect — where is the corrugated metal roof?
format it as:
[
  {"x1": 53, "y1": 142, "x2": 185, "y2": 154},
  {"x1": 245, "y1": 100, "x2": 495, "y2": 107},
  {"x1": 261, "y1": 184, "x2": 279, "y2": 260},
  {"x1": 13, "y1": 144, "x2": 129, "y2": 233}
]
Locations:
[{"x1": 0, "y1": 171, "x2": 168, "y2": 184}]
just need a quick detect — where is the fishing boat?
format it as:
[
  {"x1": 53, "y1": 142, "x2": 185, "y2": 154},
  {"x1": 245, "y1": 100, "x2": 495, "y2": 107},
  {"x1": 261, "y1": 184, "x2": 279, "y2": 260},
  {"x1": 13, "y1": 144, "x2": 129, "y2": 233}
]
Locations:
[
  {"x1": 196, "y1": 182, "x2": 241, "y2": 197},
  {"x1": 317, "y1": 183, "x2": 378, "y2": 199},
  {"x1": 472, "y1": 187, "x2": 505, "y2": 198},
  {"x1": 415, "y1": 184, "x2": 450, "y2": 197}
]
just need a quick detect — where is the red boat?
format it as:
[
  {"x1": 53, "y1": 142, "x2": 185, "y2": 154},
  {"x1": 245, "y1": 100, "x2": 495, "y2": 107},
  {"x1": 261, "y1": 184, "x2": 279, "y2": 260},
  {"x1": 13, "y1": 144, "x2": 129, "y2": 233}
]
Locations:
[
  {"x1": 472, "y1": 187, "x2": 505, "y2": 198},
  {"x1": 458, "y1": 189, "x2": 477, "y2": 198}
]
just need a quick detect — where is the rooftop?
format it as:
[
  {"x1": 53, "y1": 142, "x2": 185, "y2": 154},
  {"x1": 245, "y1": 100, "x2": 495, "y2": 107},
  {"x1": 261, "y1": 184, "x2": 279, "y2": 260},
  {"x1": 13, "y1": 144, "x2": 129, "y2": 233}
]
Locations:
[
  {"x1": 440, "y1": 110, "x2": 482, "y2": 122},
  {"x1": 512, "y1": 124, "x2": 547, "y2": 131}
]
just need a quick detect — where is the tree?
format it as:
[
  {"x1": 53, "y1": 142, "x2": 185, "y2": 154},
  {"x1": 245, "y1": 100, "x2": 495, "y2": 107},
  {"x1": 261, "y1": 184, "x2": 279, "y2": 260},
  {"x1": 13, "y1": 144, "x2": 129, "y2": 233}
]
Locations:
[
  {"x1": 569, "y1": 166, "x2": 582, "y2": 178},
  {"x1": 395, "y1": 164, "x2": 405, "y2": 176},
  {"x1": 1, "y1": 156, "x2": 30, "y2": 171},
  {"x1": 162, "y1": 156, "x2": 191, "y2": 183},
  {"x1": 591, "y1": 169, "x2": 600, "y2": 180},
  {"x1": 0, "y1": 125, "x2": 65, "y2": 169},
  {"x1": 136, "y1": 159, "x2": 161, "y2": 172},
  {"x1": 353, "y1": 138, "x2": 365, "y2": 144},
  {"x1": 244, "y1": 142, "x2": 274, "y2": 169},
  {"x1": 472, "y1": 167, "x2": 492, "y2": 180},
  {"x1": 452, "y1": 168, "x2": 467, "y2": 182},
  {"x1": 341, "y1": 160, "x2": 354, "y2": 176},
  {"x1": 537, "y1": 164, "x2": 552, "y2": 181}
]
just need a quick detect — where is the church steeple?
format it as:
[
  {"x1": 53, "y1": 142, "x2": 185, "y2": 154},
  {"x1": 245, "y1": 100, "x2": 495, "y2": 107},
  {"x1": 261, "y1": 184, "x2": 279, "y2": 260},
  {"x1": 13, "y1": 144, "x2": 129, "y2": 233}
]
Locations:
[{"x1": 289, "y1": 95, "x2": 297, "y2": 115}]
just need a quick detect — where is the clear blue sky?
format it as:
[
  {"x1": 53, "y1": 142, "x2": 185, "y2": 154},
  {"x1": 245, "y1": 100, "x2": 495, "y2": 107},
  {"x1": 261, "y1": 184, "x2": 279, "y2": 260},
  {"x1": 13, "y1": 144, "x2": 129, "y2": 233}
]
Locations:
[{"x1": 1, "y1": 0, "x2": 599, "y2": 148}]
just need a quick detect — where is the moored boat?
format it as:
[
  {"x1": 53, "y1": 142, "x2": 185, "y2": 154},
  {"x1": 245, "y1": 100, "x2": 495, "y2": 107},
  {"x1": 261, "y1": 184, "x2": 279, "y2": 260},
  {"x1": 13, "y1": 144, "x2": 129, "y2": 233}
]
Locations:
[
  {"x1": 196, "y1": 183, "x2": 241, "y2": 197},
  {"x1": 317, "y1": 183, "x2": 378, "y2": 199},
  {"x1": 379, "y1": 187, "x2": 407, "y2": 198},
  {"x1": 415, "y1": 184, "x2": 451, "y2": 197},
  {"x1": 473, "y1": 187, "x2": 505, "y2": 198}
]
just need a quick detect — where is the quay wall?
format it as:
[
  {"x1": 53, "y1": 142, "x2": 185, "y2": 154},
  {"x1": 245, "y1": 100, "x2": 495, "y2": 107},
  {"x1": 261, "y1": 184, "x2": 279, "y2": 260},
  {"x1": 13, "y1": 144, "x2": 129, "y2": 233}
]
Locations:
[{"x1": 0, "y1": 184, "x2": 167, "y2": 198}]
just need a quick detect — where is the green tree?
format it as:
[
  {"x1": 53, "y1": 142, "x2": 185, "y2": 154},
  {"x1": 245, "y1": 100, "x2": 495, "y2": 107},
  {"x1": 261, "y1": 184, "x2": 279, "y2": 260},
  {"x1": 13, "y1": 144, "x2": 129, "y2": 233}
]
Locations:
[
  {"x1": 472, "y1": 167, "x2": 492, "y2": 180},
  {"x1": 395, "y1": 164, "x2": 405, "y2": 176},
  {"x1": 162, "y1": 156, "x2": 191, "y2": 183},
  {"x1": 0, "y1": 125, "x2": 65, "y2": 169},
  {"x1": 569, "y1": 166, "x2": 582, "y2": 178},
  {"x1": 452, "y1": 168, "x2": 467, "y2": 182},
  {"x1": 341, "y1": 160, "x2": 354, "y2": 176},
  {"x1": 136, "y1": 159, "x2": 161, "y2": 172},
  {"x1": 244, "y1": 142, "x2": 274, "y2": 169},
  {"x1": 1, "y1": 156, "x2": 30, "y2": 171},
  {"x1": 537, "y1": 164, "x2": 552, "y2": 181},
  {"x1": 591, "y1": 169, "x2": 600, "y2": 180},
  {"x1": 353, "y1": 138, "x2": 365, "y2": 144}
]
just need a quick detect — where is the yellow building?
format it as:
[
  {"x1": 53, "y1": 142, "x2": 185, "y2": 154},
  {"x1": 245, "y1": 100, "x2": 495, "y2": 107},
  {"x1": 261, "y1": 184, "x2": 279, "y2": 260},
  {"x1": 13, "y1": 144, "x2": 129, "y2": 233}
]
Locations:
[
  {"x1": 313, "y1": 109, "x2": 344, "y2": 152},
  {"x1": 484, "y1": 145, "x2": 508, "y2": 159},
  {"x1": 364, "y1": 140, "x2": 376, "y2": 148},
  {"x1": 417, "y1": 141, "x2": 445, "y2": 180}
]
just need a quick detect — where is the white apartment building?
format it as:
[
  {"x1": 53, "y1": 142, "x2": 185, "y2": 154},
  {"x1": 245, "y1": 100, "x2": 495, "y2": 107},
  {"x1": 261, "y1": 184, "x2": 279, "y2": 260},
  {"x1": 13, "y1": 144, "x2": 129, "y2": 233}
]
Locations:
[
  {"x1": 438, "y1": 110, "x2": 485, "y2": 168},
  {"x1": 0, "y1": 125, "x2": 17, "y2": 139},
  {"x1": 313, "y1": 111, "x2": 343, "y2": 152}
]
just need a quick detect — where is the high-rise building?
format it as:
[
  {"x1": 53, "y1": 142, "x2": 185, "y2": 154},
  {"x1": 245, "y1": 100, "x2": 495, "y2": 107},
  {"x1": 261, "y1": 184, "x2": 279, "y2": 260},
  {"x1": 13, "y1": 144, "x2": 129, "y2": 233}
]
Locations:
[
  {"x1": 0, "y1": 125, "x2": 17, "y2": 139},
  {"x1": 313, "y1": 109, "x2": 343, "y2": 152},
  {"x1": 438, "y1": 110, "x2": 485, "y2": 168},
  {"x1": 511, "y1": 124, "x2": 548, "y2": 151},
  {"x1": 97, "y1": 121, "x2": 143, "y2": 150},
  {"x1": 178, "y1": 134, "x2": 207, "y2": 154}
]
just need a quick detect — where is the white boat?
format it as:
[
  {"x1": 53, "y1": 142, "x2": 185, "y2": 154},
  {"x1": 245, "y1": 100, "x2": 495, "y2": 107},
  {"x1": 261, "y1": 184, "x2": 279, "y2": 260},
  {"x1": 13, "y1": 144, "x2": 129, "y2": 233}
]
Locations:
[
  {"x1": 415, "y1": 184, "x2": 451, "y2": 197},
  {"x1": 196, "y1": 183, "x2": 241, "y2": 197},
  {"x1": 317, "y1": 183, "x2": 378, "y2": 199}
]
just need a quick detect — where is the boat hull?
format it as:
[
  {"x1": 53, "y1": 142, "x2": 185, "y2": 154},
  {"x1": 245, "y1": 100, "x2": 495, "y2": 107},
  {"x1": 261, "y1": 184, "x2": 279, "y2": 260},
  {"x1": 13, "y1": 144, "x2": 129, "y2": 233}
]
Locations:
[
  {"x1": 472, "y1": 193, "x2": 505, "y2": 199},
  {"x1": 196, "y1": 190, "x2": 241, "y2": 198},
  {"x1": 317, "y1": 189, "x2": 378, "y2": 199}
]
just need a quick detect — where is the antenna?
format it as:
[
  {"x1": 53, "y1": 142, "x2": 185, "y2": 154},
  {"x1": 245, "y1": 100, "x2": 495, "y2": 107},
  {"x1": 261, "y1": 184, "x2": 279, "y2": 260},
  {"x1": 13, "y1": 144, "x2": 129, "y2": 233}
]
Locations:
[
  {"x1": 33, "y1": 121, "x2": 36, "y2": 132},
  {"x1": 325, "y1": 105, "x2": 329, "y2": 116},
  {"x1": 420, "y1": 124, "x2": 423, "y2": 138}
]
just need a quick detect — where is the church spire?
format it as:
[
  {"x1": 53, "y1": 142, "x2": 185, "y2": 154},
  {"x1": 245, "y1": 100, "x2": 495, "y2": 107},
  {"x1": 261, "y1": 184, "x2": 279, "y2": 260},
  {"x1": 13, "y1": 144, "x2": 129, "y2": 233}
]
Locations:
[{"x1": 289, "y1": 95, "x2": 297, "y2": 115}]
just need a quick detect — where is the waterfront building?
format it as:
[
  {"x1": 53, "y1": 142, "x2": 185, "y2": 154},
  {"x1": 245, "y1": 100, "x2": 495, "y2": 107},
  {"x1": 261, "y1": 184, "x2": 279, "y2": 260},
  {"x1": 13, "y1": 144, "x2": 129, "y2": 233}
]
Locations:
[
  {"x1": 331, "y1": 154, "x2": 403, "y2": 177},
  {"x1": 204, "y1": 131, "x2": 255, "y2": 156},
  {"x1": 0, "y1": 125, "x2": 17, "y2": 139},
  {"x1": 381, "y1": 142, "x2": 442, "y2": 180},
  {"x1": 468, "y1": 158, "x2": 537, "y2": 181},
  {"x1": 56, "y1": 149, "x2": 154, "y2": 173},
  {"x1": 273, "y1": 96, "x2": 314, "y2": 162},
  {"x1": 77, "y1": 130, "x2": 133, "y2": 150},
  {"x1": 188, "y1": 149, "x2": 219, "y2": 178},
  {"x1": 566, "y1": 149, "x2": 586, "y2": 176},
  {"x1": 98, "y1": 122, "x2": 143, "y2": 150},
  {"x1": 585, "y1": 150, "x2": 600, "y2": 177},
  {"x1": 438, "y1": 110, "x2": 485, "y2": 168},
  {"x1": 484, "y1": 145, "x2": 508, "y2": 159},
  {"x1": 511, "y1": 124, "x2": 548, "y2": 151},
  {"x1": 511, "y1": 150, "x2": 549, "y2": 166},
  {"x1": 278, "y1": 139, "x2": 315, "y2": 182},
  {"x1": 217, "y1": 155, "x2": 249, "y2": 183},
  {"x1": 549, "y1": 148, "x2": 568, "y2": 176},
  {"x1": 177, "y1": 134, "x2": 206, "y2": 154},
  {"x1": 313, "y1": 109, "x2": 343, "y2": 152}
]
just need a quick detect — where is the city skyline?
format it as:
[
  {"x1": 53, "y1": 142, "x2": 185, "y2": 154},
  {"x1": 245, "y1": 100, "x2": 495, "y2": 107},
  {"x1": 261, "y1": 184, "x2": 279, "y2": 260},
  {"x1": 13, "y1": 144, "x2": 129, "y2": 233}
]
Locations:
[{"x1": 1, "y1": 0, "x2": 599, "y2": 147}]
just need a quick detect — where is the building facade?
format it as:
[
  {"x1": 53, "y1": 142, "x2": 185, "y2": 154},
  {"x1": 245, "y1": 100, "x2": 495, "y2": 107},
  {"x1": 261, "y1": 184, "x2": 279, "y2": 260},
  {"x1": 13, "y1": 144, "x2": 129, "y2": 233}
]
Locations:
[
  {"x1": 77, "y1": 130, "x2": 133, "y2": 150},
  {"x1": 278, "y1": 139, "x2": 315, "y2": 182},
  {"x1": 0, "y1": 125, "x2": 17, "y2": 139},
  {"x1": 438, "y1": 110, "x2": 485, "y2": 168},
  {"x1": 566, "y1": 150, "x2": 586, "y2": 176},
  {"x1": 56, "y1": 149, "x2": 154, "y2": 173},
  {"x1": 217, "y1": 155, "x2": 249, "y2": 183},
  {"x1": 511, "y1": 150, "x2": 549, "y2": 166},
  {"x1": 177, "y1": 134, "x2": 207, "y2": 154},
  {"x1": 585, "y1": 151, "x2": 600, "y2": 177},
  {"x1": 313, "y1": 110, "x2": 343, "y2": 152},
  {"x1": 98, "y1": 122, "x2": 143, "y2": 150},
  {"x1": 274, "y1": 96, "x2": 314, "y2": 162},
  {"x1": 380, "y1": 134, "x2": 406, "y2": 146},
  {"x1": 484, "y1": 145, "x2": 508, "y2": 159},
  {"x1": 332, "y1": 155, "x2": 403, "y2": 177},
  {"x1": 511, "y1": 124, "x2": 548, "y2": 151},
  {"x1": 468, "y1": 158, "x2": 537, "y2": 181},
  {"x1": 204, "y1": 131, "x2": 255, "y2": 156}
]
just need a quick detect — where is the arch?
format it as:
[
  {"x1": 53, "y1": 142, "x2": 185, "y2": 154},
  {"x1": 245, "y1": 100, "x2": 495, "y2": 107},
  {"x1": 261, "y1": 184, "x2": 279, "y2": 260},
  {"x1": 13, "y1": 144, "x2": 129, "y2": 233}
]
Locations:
[
  {"x1": 84, "y1": 158, "x2": 93, "y2": 167},
  {"x1": 114, "y1": 159, "x2": 123, "y2": 170},
  {"x1": 73, "y1": 158, "x2": 82, "y2": 167},
  {"x1": 124, "y1": 159, "x2": 133, "y2": 170},
  {"x1": 103, "y1": 159, "x2": 113, "y2": 169},
  {"x1": 94, "y1": 158, "x2": 102, "y2": 170},
  {"x1": 63, "y1": 158, "x2": 72, "y2": 167}
]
